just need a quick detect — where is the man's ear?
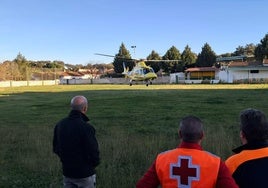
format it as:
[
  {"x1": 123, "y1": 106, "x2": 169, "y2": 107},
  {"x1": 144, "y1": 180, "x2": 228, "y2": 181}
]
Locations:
[
  {"x1": 81, "y1": 105, "x2": 88, "y2": 114},
  {"x1": 200, "y1": 131, "x2": 204, "y2": 140},
  {"x1": 179, "y1": 130, "x2": 182, "y2": 139},
  {"x1": 240, "y1": 131, "x2": 247, "y2": 144},
  {"x1": 240, "y1": 131, "x2": 245, "y2": 139}
]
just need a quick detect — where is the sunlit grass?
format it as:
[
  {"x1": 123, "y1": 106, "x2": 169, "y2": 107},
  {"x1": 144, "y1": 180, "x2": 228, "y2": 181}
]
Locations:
[{"x1": 0, "y1": 84, "x2": 268, "y2": 187}]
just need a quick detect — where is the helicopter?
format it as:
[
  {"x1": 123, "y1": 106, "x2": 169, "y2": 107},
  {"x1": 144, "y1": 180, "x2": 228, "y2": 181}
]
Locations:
[
  {"x1": 95, "y1": 53, "x2": 181, "y2": 86},
  {"x1": 122, "y1": 60, "x2": 157, "y2": 86},
  {"x1": 95, "y1": 53, "x2": 158, "y2": 86}
]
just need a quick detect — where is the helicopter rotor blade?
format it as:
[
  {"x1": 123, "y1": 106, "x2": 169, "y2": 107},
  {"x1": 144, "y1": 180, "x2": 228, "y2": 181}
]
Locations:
[
  {"x1": 95, "y1": 53, "x2": 136, "y2": 62},
  {"x1": 94, "y1": 53, "x2": 115, "y2": 58},
  {"x1": 95, "y1": 53, "x2": 181, "y2": 62},
  {"x1": 145, "y1": 59, "x2": 182, "y2": 62}
]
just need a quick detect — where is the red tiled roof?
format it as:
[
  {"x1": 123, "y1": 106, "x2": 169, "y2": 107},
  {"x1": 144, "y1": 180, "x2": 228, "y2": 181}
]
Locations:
[
  {"x1": 228, "y1": 61, "x2": 249, "y2": 67},
  {"x1": 60, "y1": 71, "x2": 84, "y2": 76},
  {"x1": 229, "y1": 61, "x2": 262, "y2": 67}
]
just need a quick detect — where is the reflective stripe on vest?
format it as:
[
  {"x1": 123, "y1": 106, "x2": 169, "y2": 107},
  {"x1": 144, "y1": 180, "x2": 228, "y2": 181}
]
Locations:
[
  {"x1": 225, "y1": 147, "x2": 268, "y2": 175},
  {"x1": 156, "y1": 148, "x2": 220, "y2": 188}
]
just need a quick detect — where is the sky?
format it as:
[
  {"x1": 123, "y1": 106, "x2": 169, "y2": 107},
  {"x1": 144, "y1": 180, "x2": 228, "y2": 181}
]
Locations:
[{"x1": 0, "y1": 0, "x2": 267, "y2": 65}]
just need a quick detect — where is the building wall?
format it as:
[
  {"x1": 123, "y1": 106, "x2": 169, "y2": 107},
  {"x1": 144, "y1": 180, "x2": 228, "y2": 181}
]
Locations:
[
  {"x1": 170, "y1": 73, "x2": 185, "y2": 83},
  {"x1": 229, "y1": 70, "x2": 268, "y2": 83}
]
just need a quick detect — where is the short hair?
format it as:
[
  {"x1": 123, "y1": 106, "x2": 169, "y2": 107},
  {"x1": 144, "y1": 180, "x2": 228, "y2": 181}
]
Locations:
[
  {"x1": 70, "y1": 96, "x2": 88, "y2": 111},
  {"x1": 240, "y1": 108, "x2": 268, "y2": 143},
  {"x1": 179, "y1": 115, "x2": 203, "y2": 143}
]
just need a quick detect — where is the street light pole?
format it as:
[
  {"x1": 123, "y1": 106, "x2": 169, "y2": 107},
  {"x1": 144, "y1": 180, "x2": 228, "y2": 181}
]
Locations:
[{"x1": 131, "y1": 45, "x2": 136, "y2": 58}]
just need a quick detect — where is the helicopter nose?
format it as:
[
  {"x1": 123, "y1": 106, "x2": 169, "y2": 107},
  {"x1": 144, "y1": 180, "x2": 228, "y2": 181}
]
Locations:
[{"x1": 147, "y1": 72, "x2": 157, "y2": 79}]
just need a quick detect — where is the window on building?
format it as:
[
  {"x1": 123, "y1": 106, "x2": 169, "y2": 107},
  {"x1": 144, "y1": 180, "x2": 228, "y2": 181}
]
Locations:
[{"x1": 250, "y1": 70, "x2": 259, "y2": 73}]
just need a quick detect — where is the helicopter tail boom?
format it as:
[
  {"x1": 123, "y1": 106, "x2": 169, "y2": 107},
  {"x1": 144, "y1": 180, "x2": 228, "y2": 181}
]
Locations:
[{"x1": 122, "y1": 62, "x2": 129, "y2": 75}]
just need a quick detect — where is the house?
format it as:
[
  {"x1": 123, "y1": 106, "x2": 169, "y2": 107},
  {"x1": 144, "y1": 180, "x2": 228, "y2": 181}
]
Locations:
[
  {"x1": 59, "y1": 71, "x2": 93, "y2": 84},
  {"x1": 184, "y1": 67, "x2": 220, "y2": 84},
  {"x1": 219, "y1": 59, "x2": 268, "y2": 83},
  {"x1": 182, "y1": 58, "x2": 268, "y2": 84}
]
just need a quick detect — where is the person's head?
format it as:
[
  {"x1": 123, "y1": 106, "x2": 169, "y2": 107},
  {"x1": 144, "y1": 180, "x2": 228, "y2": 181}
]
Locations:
[
  {"x1": 70, "y1": 95, "x2": 88, "y2": 114},
  {"x1": 239, "y1": 108, "x2": 268, "y2": 144},
  {"x1": 179, "y1": 115, "x2": 204, "y2": 144}
]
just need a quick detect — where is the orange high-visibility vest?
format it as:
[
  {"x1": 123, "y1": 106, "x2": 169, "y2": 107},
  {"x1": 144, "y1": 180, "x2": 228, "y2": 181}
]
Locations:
[
  {"x1": 225, "y1": 147, "x2": 268, "y2": 175},
  {"x1": 156, "y1": 148, "x2": 220, "y2": 188}
]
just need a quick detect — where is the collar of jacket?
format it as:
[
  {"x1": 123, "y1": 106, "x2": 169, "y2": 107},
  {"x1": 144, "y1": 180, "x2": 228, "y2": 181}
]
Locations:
[
  {"x1": 232, "y1": 141, "x2": 268, "y2": 154},
  {"x1": 69, "y1": 110, "x2": 90, "y2": 122},
  {"x1": 179, "y1": 141, "x2": 203, "y2": 150}
]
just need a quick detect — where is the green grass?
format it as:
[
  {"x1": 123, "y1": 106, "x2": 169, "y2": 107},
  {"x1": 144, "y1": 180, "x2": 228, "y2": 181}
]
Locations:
[{"x1": 0, "y1": 84, "x2": 268, "y2": 187}]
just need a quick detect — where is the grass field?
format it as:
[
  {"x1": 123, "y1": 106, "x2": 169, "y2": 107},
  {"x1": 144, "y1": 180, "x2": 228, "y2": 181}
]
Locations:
[{"x1": 1, "y1": 84, "x2": 268, "y2": 188}]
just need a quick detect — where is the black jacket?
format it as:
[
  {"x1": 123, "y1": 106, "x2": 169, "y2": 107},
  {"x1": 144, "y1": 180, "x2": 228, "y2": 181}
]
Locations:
[
  {"x1": 53, "y1": 110, "x2": 100, "y2": 178},
  {"x1": 230, "y1": 141, "x2": 268, "y2": 188}
]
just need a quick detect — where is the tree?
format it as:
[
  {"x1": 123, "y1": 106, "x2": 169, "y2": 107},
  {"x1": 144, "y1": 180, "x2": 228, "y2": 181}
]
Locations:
[
  {"x1": 218, "y1": 53, "x2": 232, "y2": 57},
  {"x1": 14, "y1": 53, "x2": 29, "y2": 80},
  {"x1": 181, "y1": 45, "x2": 197, "y2": 69},
  {"x1": 196, "y1": 43, "x2": 216, "y2": 67},
  {"x1": 147, "y1": 50, "x2": 162, "y2": 60},
  {"x1": 146, "y1": 50, "x2": 162, "y2": 73},
  {"x1": 0, "y1": 61, "x2": 20, "y2": 80},
  {"x1": 244, "y1": 43, "x2": 256, "y2": 56},
  {"x1": 162, "y1": 46, "x2": 181, "y2": 60},
  {"x1": 255, "y1": 33, "x2": 268, "y2": 61},
  {"x1": 162, "y1": 46, "x2": 182, "y2": 73},
  {"x1": 113, "y1": 43, "x2": 133, "y2": 74},
  {"x1": 233, "y1": 45, "x2": 245, "y2": 56},
  {"x1": 233, "y1": 43, "x2": 256, "y2": 56}
]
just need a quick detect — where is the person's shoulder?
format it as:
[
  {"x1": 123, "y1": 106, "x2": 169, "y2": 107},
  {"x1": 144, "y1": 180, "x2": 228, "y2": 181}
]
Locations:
[
  {"x1": 55, "y1": 117, "x2": 67, "y2": 127},
  {"x1": 226, "y1": 152, "x2": 242, "y2": 164},
  {"x1": 157, "y1": 148, "x2": 178, "y2": 157},
  {"x1": 203, "y1": 150, "x2": 220, "y2": 159},
  {"x1": 82, "y1": 122, "x2": 96, "y2": 132}
]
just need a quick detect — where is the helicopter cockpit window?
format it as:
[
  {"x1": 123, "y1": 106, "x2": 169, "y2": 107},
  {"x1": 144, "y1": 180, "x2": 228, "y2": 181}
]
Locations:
[
  {"x1": 143, "y1": 68, "x2": 150, "y2": 74},
  {"x1": 135, "y1": 70, "x2": 140, "y2": 75},
  {"x1": 149, "y1": 68, "x2": 155, "y2": 73}
]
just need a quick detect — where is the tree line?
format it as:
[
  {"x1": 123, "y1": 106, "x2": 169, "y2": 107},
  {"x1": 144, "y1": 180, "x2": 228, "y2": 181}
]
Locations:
[
  {"x1": 0, "y1": 33, "x2": 267, "y2": 81},
  {"x1": 113, "y1": 33, "x2": 268, "y2": 74}
]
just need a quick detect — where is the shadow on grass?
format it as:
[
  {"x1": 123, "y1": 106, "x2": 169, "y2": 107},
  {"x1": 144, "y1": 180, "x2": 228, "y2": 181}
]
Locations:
[{"x1": 0, "y1": 85, "x2": 268, "y2": 187}]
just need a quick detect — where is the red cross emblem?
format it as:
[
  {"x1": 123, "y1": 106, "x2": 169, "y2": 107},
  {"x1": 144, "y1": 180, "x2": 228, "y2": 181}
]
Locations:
[{"x1": 170, "y1": 156, "x2": 200, "y2": 187}]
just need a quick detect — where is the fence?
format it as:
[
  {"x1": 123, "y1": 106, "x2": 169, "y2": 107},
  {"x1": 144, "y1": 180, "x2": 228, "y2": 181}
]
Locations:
[{"x1": 0, "y1": 80, "x2": 59, "y2": 87}]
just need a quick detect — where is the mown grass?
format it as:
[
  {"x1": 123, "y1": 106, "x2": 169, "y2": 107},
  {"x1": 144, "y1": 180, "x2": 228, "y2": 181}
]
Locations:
[{"x1": 0, "y1": 84, "x2": 268, "y2": 187}]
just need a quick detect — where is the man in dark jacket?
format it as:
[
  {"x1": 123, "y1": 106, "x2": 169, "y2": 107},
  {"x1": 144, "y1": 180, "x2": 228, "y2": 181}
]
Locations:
[
  {"x1": 53, "y1": 95, "x2": 100, "y2": 188},
  {"x1": 226, "y1": 108, "x2": 268, "y2": 188}
]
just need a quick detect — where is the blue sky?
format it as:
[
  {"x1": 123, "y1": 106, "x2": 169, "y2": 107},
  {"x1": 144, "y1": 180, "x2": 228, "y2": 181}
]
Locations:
[{"x1": 0, "y1": 0, "x2": 267, "y2": 65}]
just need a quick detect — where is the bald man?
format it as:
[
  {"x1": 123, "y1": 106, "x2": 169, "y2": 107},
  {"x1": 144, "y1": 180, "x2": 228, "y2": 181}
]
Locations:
[
  {"x1": 136, "y1": 115, "x2": 238, "y2": 188},
  {"x1": 53, "y1": 96, "x2": 100, "y2": 188}
]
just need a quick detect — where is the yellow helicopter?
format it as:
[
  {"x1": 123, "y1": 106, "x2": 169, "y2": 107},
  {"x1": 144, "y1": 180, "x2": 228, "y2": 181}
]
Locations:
[
  {"x1": 95, "y1": 53, "x2": 158, "y2": 86},
  {"x1": 122, "y1": 60, "x2": 157, "y2": 86}
]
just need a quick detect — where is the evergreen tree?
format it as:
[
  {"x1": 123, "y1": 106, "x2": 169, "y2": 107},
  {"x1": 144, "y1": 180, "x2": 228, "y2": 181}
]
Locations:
[
  {"x1": 196, "y1": 43, "x2": 216, "y2": 67},
  {"x1": 147, "y1": 50, "x2": 162, "y2": 60},
  {"x1": 113, "y1": 43, "x2": 133, "y2": 74},
  {"x1": 181, "y1": 45, "x2": 197, "y2": 69},
  {"x1": 162, "y1": 46, "x2": 181, "y2": 73},
  {"x1": 255, "y1": 33, "x2": 268, "y2": 61},
  {"x1": 146, "y1": 50, "x2": 162, "y2": 73}
]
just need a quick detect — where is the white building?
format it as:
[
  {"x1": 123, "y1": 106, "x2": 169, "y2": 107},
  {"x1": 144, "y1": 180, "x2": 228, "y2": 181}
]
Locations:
[
  {"x1": 219, "y1": 60, "x2": 268, "y2": 83},
  {"x1": 170, "y1": 72, "x2": 185, "y2": 83}
]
